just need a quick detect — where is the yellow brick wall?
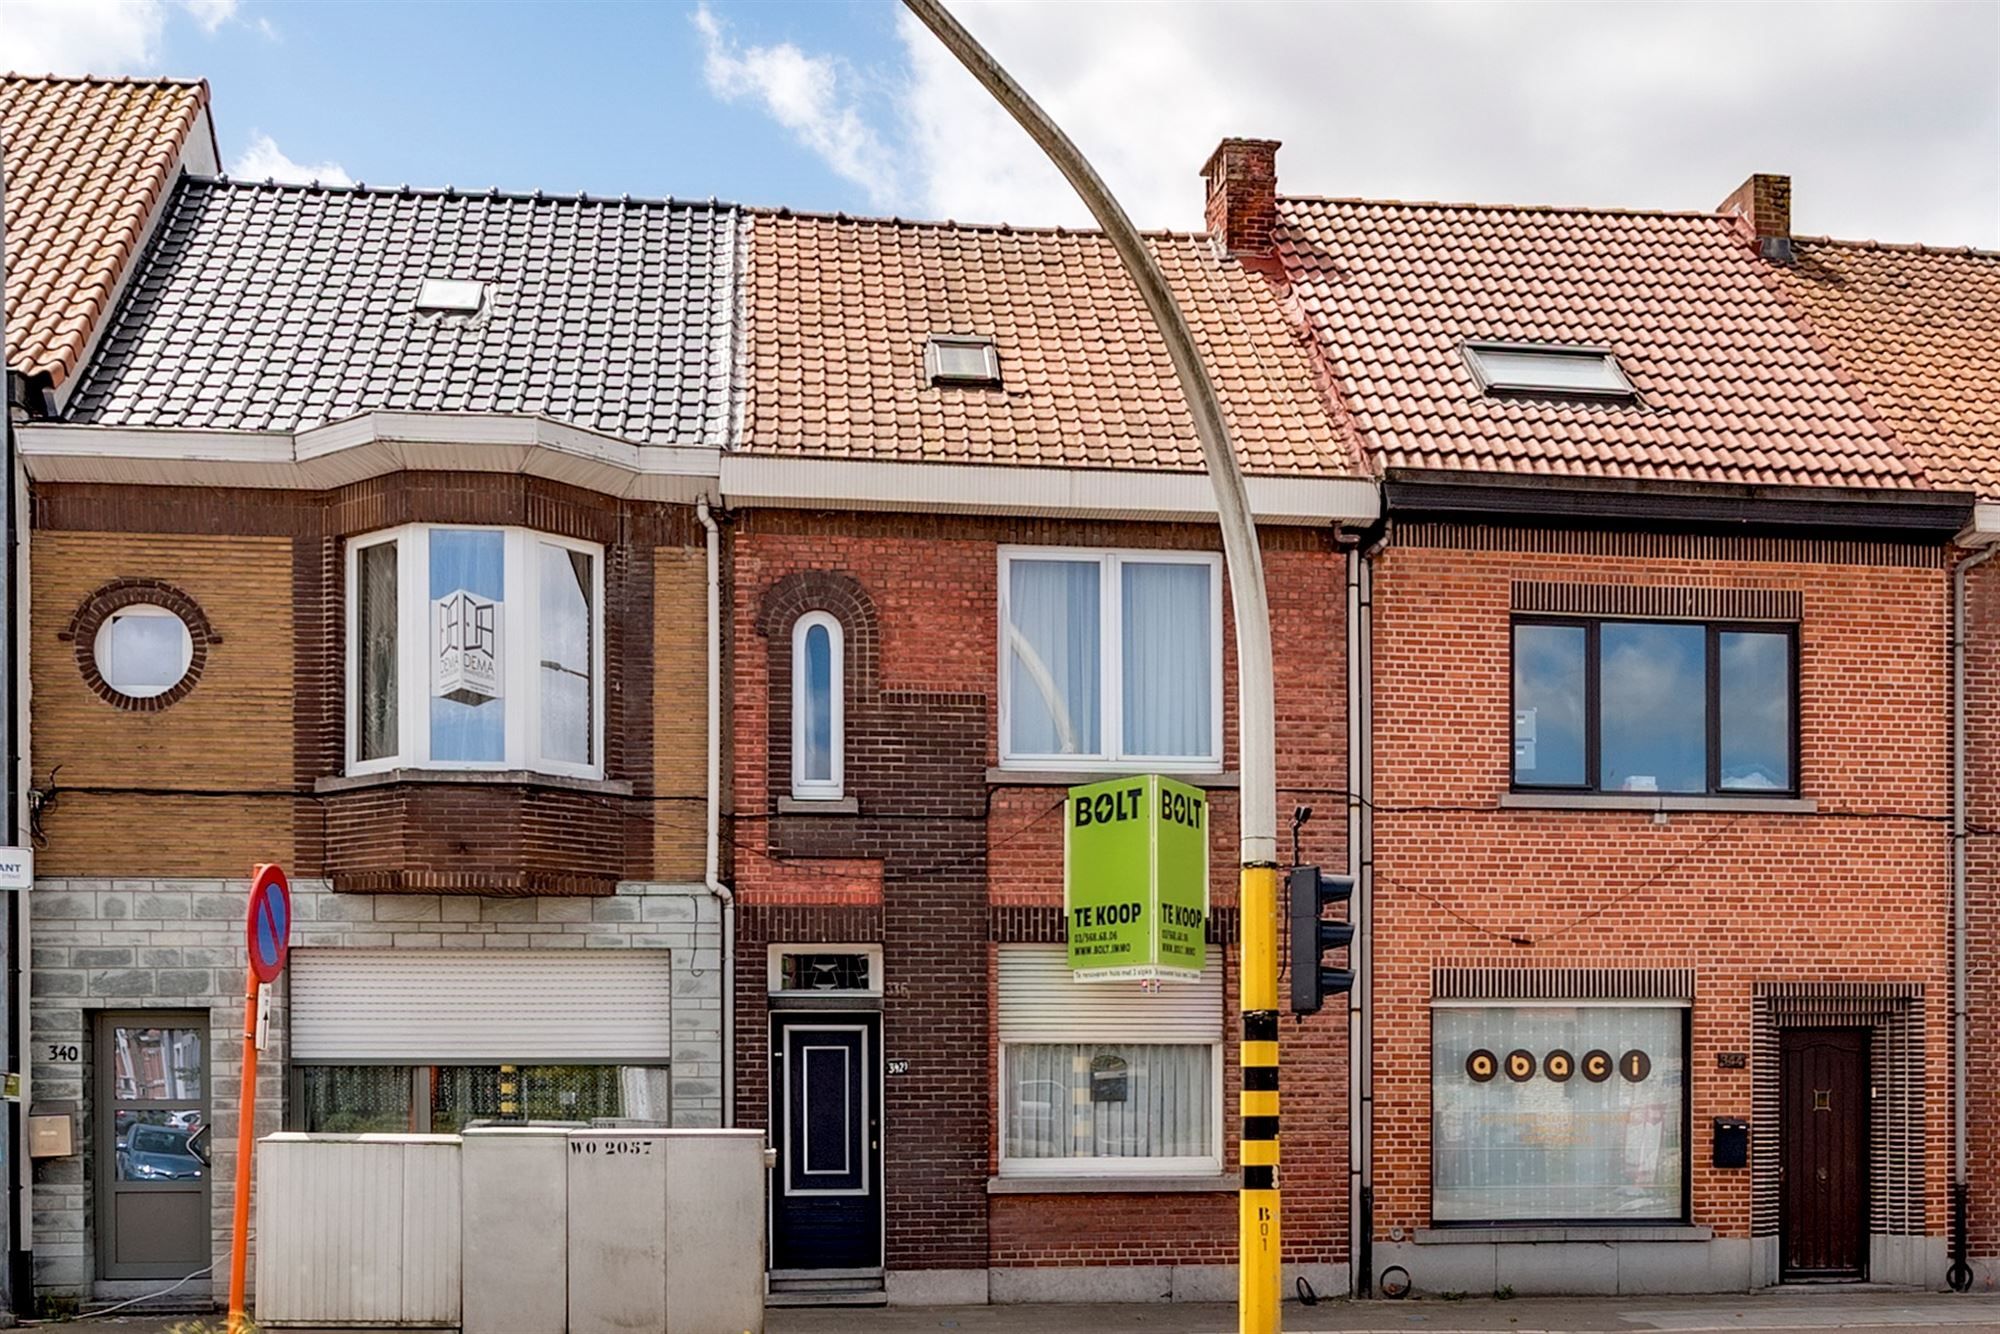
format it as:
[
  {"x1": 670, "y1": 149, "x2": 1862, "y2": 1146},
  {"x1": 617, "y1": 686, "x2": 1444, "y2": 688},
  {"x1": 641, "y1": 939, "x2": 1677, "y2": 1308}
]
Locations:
[
  {"x1": 32, "y1": 531, "x2": 296, "y2": 875},
  {"x1": 654, "y1": 547, "x2": 708, "y2": 881}
]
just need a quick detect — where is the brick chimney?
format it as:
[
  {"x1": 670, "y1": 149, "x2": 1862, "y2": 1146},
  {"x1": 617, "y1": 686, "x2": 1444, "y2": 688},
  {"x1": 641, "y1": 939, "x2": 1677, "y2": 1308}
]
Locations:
[
  {"x1": 1202, "y1": 138, "x2": 1281, "y2": 260},
  {"x1": 1718, "y1": 173, "x2": 1792, "y2": 264}
]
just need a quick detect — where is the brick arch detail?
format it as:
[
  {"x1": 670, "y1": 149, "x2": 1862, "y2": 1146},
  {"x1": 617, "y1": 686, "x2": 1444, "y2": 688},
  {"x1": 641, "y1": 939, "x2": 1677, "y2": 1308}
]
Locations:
[
  {"x1": 59, "y1": 577, "x2": 223, "y2": 712},
  {"x1": 755, "y1": 569, "x2": 882, "y2": 696}
]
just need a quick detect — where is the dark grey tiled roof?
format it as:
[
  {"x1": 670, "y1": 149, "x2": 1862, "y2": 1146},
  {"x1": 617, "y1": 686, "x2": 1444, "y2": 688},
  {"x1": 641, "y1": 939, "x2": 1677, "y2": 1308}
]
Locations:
[{"x1": 65, "y1": 177, "x2": 741, "y2": 446}]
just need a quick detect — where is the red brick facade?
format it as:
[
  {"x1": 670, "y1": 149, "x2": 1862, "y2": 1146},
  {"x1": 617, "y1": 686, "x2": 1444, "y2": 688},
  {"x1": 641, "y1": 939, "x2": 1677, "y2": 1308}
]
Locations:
[
  {"x1": 729, "y1": 510, "x2": 1352, "y2": 1285},
  {"x1": 1366, "y1": 526, "x2": 1951, "y2": 1284}
]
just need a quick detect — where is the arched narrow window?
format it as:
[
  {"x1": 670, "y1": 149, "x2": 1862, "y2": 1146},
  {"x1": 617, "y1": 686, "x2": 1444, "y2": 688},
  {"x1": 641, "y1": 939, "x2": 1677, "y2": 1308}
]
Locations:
[{"x1": 791, "y1": 612, "x2": 844, "y2": 800}]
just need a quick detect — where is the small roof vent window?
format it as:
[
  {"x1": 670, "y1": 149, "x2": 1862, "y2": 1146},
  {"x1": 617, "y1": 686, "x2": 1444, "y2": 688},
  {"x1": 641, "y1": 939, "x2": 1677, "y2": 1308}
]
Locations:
[
  {"x1": 1464, "y1": 342, "x2": 1636, "y2": 401},
  {"x1": 415, "y1": 278, "x2": 487, "y2": 315},
  {"x1": 925, "y1": 334, "x2": 1001, "y2": 388}
]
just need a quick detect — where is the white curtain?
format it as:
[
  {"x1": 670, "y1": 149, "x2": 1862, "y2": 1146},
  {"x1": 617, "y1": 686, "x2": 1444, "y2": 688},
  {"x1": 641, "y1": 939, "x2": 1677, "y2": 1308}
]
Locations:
[
  {"x1": 539, "y1": 544, "x2": 594, "y2": 765},
  {"x1": 1008, "y1": 560, "x2": 1100, "y2": 756},
  {"x1": 1121, "y1": 561, "x2": 1210, "y2": 758},
  {"x1": 1004, "y1": 1043, "x2": 1212, "y2": 1161},
  {"x1": 1432, "y1": 1005, "x2": 1684, "y2": 1222}
]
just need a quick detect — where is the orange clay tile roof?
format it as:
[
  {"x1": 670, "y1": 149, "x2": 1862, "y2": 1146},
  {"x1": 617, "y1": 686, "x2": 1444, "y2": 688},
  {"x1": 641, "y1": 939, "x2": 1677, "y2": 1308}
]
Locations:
[
  {"x1": 1273, "y1": 198, "x2": 1925, "y2": 490},
  {"x1": 1769, "y1": 238, "x2": 2000, "y2": 499},
  {"x1": 1, "y1": 74, "x2": 209, "y2": 386},
  {"x1": 741, "y1": 210, "x2": 1364, "y2": 477}
]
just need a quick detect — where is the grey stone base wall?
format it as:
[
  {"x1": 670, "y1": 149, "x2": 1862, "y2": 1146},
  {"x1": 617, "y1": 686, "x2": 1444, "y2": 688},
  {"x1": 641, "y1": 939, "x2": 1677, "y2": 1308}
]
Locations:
[
  {"x1": 972, "y1": 1262, "x2": 1345, "y2": 1304},
  {"x1": 1376, "y1": 1233, "x2": 1948, "y2": 1296},
  {"x1": 29, "y1": 876, "x2": 723, "y2": 1300}
]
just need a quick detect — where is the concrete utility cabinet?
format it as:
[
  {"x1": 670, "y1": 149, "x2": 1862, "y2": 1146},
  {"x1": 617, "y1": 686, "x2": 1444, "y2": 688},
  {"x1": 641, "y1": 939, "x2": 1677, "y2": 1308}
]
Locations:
[{"x1": 258, "y1": 1127, "x2": 767, "y2": 1332}]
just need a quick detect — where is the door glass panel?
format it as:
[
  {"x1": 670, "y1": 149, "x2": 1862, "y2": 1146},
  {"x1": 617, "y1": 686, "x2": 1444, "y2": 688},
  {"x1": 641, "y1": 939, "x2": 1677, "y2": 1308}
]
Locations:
[
  {"x1": 114, "y1": 1108, "x2": 207, "y2": 1181},
  {"x1": 112, "y1": 1027, "x2": 203, "y2": 1101}
]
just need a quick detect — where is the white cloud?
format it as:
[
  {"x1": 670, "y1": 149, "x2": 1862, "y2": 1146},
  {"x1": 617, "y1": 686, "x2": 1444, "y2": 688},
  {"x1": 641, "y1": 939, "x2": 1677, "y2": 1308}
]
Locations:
[
  {"x1": 703, "y1": 0, "x2": 2000, "y2": 247},
  {"x1": 3, "y1": 0, "x2": 260, "y2": 73},
  {"x1": 178, "y1": 0, "x2": 237, "y2": 35},
  {"x1": 692, "y1": 3, "x2": 903, "y2": 209},
  {"x1": 4, "y1": 0, "x2": 167, "y2": 75},
  {"x1": 228, "y1": 132, "x2": 353, "y2": 187}
]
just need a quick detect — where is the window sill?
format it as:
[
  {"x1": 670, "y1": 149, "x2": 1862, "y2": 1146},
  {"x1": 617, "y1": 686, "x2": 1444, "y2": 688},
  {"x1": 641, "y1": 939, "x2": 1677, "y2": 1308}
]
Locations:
[
  {"x1": 987, "y1": 1173, "x2": 1238, "y2": 1195},
  {"x1": 1415, "y1": 1224, "x2": 1712, "y2": 1245},
  {"x1": 317, "y1": 768, "x2": 633, "y2": 797},
  {"x1": 987, "y1": 768, "x2": 1238, "y2": 789},
  {"x1": 1499, "y1": 792, "x2": 1815, "y2": 815},
  {"x1": 777, "y1": 796, "x2": 859, "y2": 815}
]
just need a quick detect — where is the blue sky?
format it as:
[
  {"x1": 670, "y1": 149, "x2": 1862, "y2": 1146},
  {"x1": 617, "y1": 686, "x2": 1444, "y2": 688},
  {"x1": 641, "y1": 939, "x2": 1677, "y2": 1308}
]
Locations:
[
  {"x1": 14, "y1": 0, "x2": 2000, "y2": 245},
  {"x1": 145, "y1": 1, "x2": 909, "y2": 210}
]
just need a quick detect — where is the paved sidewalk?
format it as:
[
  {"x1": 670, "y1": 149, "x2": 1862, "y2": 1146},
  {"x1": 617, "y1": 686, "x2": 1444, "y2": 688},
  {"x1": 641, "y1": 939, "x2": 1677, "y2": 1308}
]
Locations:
[
  {"x1": 766, "y1": 1292, "x2": 2000, "y2": 1334},
  {"x1": 41, "y1": 1290, "x2": 2000, "y2": 1334}
]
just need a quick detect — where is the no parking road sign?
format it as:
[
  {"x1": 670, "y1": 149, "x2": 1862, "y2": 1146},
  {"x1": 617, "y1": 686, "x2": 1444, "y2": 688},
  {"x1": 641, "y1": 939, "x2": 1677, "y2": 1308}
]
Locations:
[{"x1": 247, "y1": 862, "x2": 291, "y2": 983}]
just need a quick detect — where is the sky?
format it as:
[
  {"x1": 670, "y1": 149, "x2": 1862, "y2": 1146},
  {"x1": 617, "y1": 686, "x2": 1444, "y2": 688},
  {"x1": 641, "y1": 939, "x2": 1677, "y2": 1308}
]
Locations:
[{"x1": 6, "y1": 0, "x2": 1998, "y2": 247}]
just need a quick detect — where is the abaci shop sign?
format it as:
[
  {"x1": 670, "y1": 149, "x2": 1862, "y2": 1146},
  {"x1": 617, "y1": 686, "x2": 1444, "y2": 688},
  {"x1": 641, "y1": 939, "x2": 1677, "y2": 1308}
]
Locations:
[{"x1": 1465, "y1": 1046, "x2": 1653, "y2": 1084}]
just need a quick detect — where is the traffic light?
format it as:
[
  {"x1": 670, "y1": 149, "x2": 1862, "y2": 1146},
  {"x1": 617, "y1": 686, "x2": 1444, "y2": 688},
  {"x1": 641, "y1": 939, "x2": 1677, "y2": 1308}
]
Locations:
[{"x1": 1289, "y1": 864, "x2": 1355, "y2": 1015}]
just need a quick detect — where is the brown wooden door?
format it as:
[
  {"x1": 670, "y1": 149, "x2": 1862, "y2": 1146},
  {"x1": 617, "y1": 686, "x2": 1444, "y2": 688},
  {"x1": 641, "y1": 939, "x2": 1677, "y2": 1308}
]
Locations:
[{"x1": 1780, "y1": 1028, "x2": 1868, "y2": 1280}]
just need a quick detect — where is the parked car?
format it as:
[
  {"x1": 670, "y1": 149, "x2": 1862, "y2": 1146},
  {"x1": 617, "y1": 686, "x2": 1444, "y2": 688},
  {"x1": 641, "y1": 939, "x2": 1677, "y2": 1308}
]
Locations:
[{"x1": 118, "y1": 1122, "x2": 206, "y2": 1181}]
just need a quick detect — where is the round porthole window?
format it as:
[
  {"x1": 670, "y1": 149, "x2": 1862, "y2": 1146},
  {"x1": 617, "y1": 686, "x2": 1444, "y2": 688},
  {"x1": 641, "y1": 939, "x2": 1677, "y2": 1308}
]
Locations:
[{"x1": 92, "y1": 605, "x2": 194, "y2": 700}]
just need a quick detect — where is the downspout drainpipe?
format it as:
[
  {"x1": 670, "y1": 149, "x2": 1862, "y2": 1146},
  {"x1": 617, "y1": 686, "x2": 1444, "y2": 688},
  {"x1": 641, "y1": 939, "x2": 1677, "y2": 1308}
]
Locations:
[
  {"x1": 0, "y1": 163, "x2": 30, "y2": 1316},
  {"x1": 1342, "y1": 517, "x2": 1383, "y2": 1298},
  {"x1": 1950, "y1": 542, "x2": 1991, "y2": 1292},
  {"x1": 699, "y1": 497, "x2": 735, "y2": 1128}
]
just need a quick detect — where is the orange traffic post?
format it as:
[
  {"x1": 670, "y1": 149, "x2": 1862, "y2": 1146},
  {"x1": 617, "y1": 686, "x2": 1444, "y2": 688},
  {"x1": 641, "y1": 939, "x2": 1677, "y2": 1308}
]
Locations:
[
  {"x1": 229, "y1": 863, "x2": 292, "y2": 1334},
  {"x1": 226, "y1": 967, "x2": 260, "y2": 1334}
]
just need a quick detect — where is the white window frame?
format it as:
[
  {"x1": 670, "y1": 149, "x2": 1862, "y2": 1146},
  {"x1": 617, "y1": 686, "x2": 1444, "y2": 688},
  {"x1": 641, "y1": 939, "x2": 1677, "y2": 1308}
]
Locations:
[
  {"x1": 790, "y1": 612, "x2": 845, "y2": 801},
  {"x1": 997, "y1": 547, "x2": 1225, "y2": 773},
  {"x1": 344, "y1": 524, "x2": 605, "y2": 780},
  {"x1": 996, "y1": 1040, "x2": 1224, "y2": 1179},
  {"x1": 93, "y1": 603, "x2": 194, "y2": 699}
]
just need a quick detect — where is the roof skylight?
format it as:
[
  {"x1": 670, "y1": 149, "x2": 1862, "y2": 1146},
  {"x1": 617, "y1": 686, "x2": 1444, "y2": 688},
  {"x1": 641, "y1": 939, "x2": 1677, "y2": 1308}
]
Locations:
[
  {"x1": 925, "y1": 334, "x2": 1001, "y2": 387},
  {"x1": 1464, "y1": 342, "x2": 1636, "y2": 401},
  {"x1": 414, "y1": 278, "x2": 487, "y2": 315}
]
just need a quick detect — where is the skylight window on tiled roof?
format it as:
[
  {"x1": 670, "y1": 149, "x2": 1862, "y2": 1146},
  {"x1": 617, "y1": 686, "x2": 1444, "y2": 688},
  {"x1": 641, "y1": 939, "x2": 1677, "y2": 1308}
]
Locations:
[
  {"x1": 925, "y1": 334, "x2": 1001, "y2": 387},
  {"x1": 414, "y1": 278, "x2": 486, "y2": 315},
  {"x1": 1464, "y1": 342, "x2": 1636, "y2": 402}
]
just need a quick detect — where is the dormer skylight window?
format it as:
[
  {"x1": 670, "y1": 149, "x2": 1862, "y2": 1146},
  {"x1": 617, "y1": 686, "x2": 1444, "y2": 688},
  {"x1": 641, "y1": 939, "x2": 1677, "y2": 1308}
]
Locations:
[
  {"x1": 925, "y1": 334, "x2": 1001, "y2": 387},
  {"x1": 414, "y1": 278, "x2": 487, "y2": 315},
  {"x1": 1464, "y1": 342, "x2": 1636, "y2": 402}
]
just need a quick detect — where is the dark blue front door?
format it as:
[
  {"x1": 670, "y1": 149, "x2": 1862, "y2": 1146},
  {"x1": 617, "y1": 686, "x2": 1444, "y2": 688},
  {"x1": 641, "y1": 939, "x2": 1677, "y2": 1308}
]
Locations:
[{"x1": 771, "y1": 1014, "x2": 881, "y2": 1272}]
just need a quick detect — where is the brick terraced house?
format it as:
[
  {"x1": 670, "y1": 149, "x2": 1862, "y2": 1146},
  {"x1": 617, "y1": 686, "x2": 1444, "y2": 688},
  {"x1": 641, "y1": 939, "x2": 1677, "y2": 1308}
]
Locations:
[
  {"x1": 11, "y1": 176, "x2": 740, "y2": 1303},
  {"x1": 722, "y1": 207, "x2": 1378, "y2": 1304},
  {"x1": 1, "y1": 72, "x2": 224, "y2": 1310},
  {"x1": 1759, "y1": 211, "x2": 2000, "y2": 1290},
  {"x1": 1201, "y1": 139, "x2": 1977, "y2": 1295}
]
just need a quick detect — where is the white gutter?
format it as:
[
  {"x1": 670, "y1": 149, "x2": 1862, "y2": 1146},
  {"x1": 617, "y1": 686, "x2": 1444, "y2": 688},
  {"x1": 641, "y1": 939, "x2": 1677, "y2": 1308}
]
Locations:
[
  {"x1": 721, "y1": 453, "x2": 1379, "y2": 526},
  {"x1": 697, "y1": 498, "x2": 735, "y2": 1128},
  {"x1": 23, "y1": 419, "x2": 1381, "y2": 525}
]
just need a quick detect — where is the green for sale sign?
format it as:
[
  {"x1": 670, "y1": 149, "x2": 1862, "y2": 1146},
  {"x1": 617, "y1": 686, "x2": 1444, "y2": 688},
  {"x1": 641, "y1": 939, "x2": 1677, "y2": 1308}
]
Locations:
[{"x1": 1064, "y1": 774, "x2": 1209, "y2": 982}]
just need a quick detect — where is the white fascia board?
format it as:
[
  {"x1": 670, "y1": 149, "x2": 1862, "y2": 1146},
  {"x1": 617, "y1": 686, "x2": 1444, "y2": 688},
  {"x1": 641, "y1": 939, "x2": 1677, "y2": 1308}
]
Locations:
[
  {"x1": 17, "y1": 414, "x2": 721, "y2": 501},
  {"x1": 719, "y1": 455, "x2": 1381, "y2": 525}
]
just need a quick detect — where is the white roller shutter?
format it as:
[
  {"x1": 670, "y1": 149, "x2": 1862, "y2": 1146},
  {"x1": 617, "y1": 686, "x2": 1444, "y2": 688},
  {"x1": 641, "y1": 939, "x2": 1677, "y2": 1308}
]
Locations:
[
  {"x1": 997, "y1": 944, "x2": 1222, "y2": 1043},
  {"x1": 291, "y1": 948, "x2": 673, "y2": 1063}
]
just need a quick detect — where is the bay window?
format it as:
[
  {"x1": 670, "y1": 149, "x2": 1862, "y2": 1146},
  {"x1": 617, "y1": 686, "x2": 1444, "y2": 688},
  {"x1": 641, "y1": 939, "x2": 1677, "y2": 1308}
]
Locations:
[
  {"x1": 346, "y1": 526, "x2": 603, "y2": 777},
  {"x1": 1513, "y1": 618, "x2": 1796, "y2": 795},
  {"x1": 997, "y1": 945, "x2": 1222, "y2": 1177},
  {"x1": 1000, "y1": 548, "x2": 1222, "y2": 770},
  {"x1": 1432, "y1": 1002, "x2": 1687, "y2": 1224}
]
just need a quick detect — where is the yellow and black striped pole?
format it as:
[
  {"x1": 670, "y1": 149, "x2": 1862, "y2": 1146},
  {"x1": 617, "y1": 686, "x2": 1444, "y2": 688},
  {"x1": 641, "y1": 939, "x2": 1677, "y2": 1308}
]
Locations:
[{"x1": 1239, "y1": 864, "x2": 1282, "y2": 1329}]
